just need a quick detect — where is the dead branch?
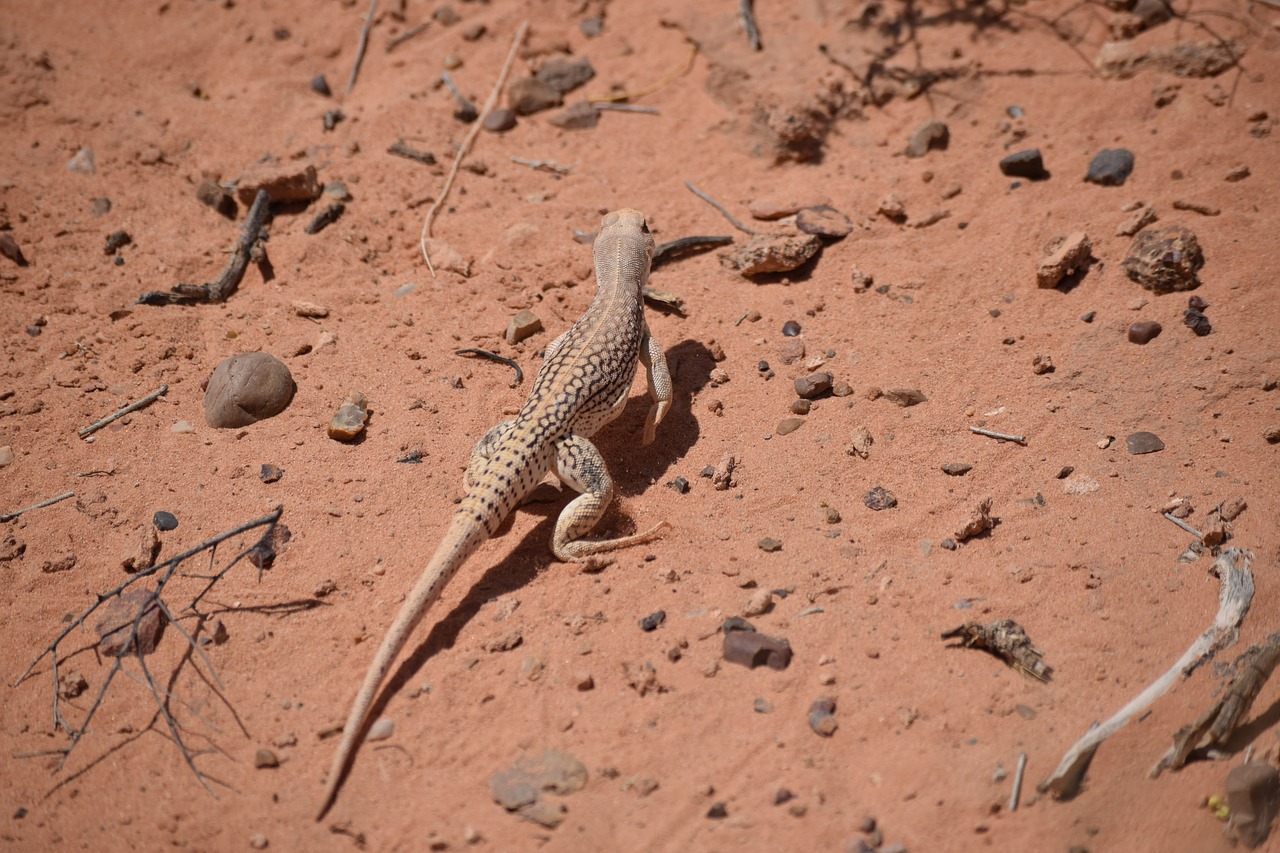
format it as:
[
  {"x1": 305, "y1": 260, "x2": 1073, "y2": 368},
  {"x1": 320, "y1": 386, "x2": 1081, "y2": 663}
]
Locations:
[
  {"x1": 15, "y1": 508, "x2": 284, "y2": 795},
  {"x1": 345, "y1": 0, "x2": 378, "y2": 97},
  {"x1": 1043, "y1": 548, "x2": 1254, "y2": 799},
  {"x1": 137, "y1": 190, "x2": 270, "y2": 306},
  {"x1": 683, "y1": 181, "x2": 759, "y2": 236},
  {"x1": 1154, "y1": 630, "x2": 1280, "y2": 775},
  {"x1": 1, "y1": 490, "x2": 75, "y2": 522},
  {"x1": 77, "y1": 384, "x2": 167, "y2": 439},
  {"x1": 942, "y1": 619, "x2": 1051, "y2": 681}
]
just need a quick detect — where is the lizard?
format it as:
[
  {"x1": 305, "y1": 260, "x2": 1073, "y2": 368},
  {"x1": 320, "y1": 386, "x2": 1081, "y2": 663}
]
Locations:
[{"x1": 316, "y1": 208, "x2": 673, "y2": 818}]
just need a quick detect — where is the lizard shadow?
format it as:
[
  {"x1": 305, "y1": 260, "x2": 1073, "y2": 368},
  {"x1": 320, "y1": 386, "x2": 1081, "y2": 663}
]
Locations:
[{"x1": 376, "y1": 338, "x2": 714, "y2": 710}]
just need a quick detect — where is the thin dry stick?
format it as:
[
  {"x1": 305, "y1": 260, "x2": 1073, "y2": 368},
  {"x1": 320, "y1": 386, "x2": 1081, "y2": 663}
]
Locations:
[
  {"x1": 595, "y1": 103, "x2": 660, "y2": 115},
  {"x1": 740, "y1": 0, "x2": 762, "y2": 50},
  {"x1": 969, "y1": 426, "x2": 1026, "y2": 443},
  {"x1": 1, "y1": 491, "x2": 75, "y2": 523},
  {"x1": 1010, "y1": 752, "x2": 1028, "y2": 810},
  {"x1": 1164, "y1": 512, "x2": 1204, "y2": 539},
  {"x1": 78, "y1": 384, "x2": 168, "y2": 439},
  {"x1": 386, "y1": 20, "x2": 429, "y2": 52},
  {"x1": 420, "y1": 20, "x2": 528, "y2": 275},
  {"x1": 683, "y1": 181, "x2": 759, "y2": 236},
  {"x1": 1043, "y1": 548, "x2": 1254, "y2": 799},
  {"x1": 345, "y1": 0, "x2": 378, "y2": 97}
]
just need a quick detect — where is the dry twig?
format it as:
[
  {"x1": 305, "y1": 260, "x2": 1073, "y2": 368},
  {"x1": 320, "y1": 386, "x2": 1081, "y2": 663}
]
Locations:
[
  {"x1": 15, "y1": 508, "x2": 285, "y2": 795},
  {"x1": 78, "y1": 384, "x2": 168, "y2": 439},
  {"x1": 345, "y1": 0, "x2": 378, "y2": 97},
  {"x1": 421, "y1": 21, "x2": 528, "y2": 275},
  {"x1": 1, "y1": 490, "x2": 75, "y2": 523},
  {"x1": 942, "y1": 619, "x2": 1051, "y2": 681},
  {"x1": 683, "y1": 181, "x2": 759, "y2": 236},
  {"x1": 969, "y1": 426, "x2": 1026, "y2": 444},
  {"x1": 740, "y1": 0, "x2": 762, "y2": 50},
  {"x1": 589, "y1": 44, "x2": 697, "y2": 104},
  {"x1": 652, "y1": 235, "x2": 733, "y2": 266}
]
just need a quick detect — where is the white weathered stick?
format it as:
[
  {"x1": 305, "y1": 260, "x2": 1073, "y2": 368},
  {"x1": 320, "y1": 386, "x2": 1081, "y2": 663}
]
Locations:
[
  {"x1": 420, "y1": 21, "x2": 528, "y2": 275},
  {"x1": 1010, "y1": 752, "x2": 1027, "y2": 811},
  {"x1": 1, "y1": 491, "x2": 75, "y2": 523},
  {"x1": 78, "y1": 384, "x2": 168, "y2": 439},
  {"x1": 1163, "y1": 512, "x2": 1203, "y2": 539},
  {"x1": 969, "y1": 426, "x2": 1026, "y2": 443},
  {"x1": 1042, "y1": 548, "x2": 1254, "y2": 798}
]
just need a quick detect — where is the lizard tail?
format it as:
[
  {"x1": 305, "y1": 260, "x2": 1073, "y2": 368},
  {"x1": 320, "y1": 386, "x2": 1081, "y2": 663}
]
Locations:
[{"x1": 316, "y1": 508, "x2": 489, "y2": 819}]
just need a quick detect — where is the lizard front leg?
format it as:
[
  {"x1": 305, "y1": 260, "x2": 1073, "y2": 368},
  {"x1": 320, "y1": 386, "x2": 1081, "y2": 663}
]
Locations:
[
  {"x1": 551, "y1": 433, "x2": 669, "y2": 562},
  {"x1": 638, "y1": 327, "x2": 672, "y2": 445}
]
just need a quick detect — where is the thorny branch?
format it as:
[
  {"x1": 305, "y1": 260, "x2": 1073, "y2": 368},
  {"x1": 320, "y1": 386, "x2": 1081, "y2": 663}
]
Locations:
[{"x1": 15, "y1": 508, "x2": 284, "y2": 795}]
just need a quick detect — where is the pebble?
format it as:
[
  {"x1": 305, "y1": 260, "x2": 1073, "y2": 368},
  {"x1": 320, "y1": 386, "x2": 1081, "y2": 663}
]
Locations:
[
  {"x1": 832, "y1": 381, "x2": 853, "y2": 397},
  {"x1": 0, "y1": 446, "x2": 13, "y2": 469},
  {"x1": 547, "y1": 101, "x2": 599, "y2": 130},
  {"x1": 260, "y1": 464, "x2": 284, "y2": 483},
  {"x1": 1172, "y1": 198, "x2": 1221, "y2": 216},
  {"x1": 1122, "y1": 225, "x2": 1204, "y2": 293},
  {"x1": 877, "y1": 193, "x2": 907, "y2": 222},
  {"x1": 1032, "y1": 354, "x2": 1055, "y2": 374},
  {"x1": 1127, "y1": 320, "x2": 1162, "y2": 344},
  {"x1": 171, "y1": 420, "x2": 196, "y2": 433},
  {"x1": 506, "y1": 309, "x2": 543, "y2": 344},
  {"x1": 850, "y1": 265, "x2": 874, "y2": 291},
  {"x1": 905, "y1": 119, "x2": 949, "y2": 157},
  {"x1": 1085, "y1": 149, "x2": 1135, "y2": 185},
  {"x1": 953, "y1": 497, "x2": 994, "y2": 541},
  {"x1": 0, "y1": 234, "x2": 28, "y2": 266},
  {"x1": 808, "y1": 696, "x2": 838, "y2": 736},
  {"x1": 758, "y1": 537, "x2": 783, "y2": 552},
  {"x1": 775, "y1": 788, "x2": 796, "y2": 805},
  {"x1": 777, "y1": 417, "x2": 806, "y2": 435},
  {"x1": 795, "y1": 371, "x2": 832, "y2": 399},
  {"x1": 790, "y1": 400, "x2": 811, "y2": 415},
  {"x1": 292, "y1": 300, "x2": 330, "y2": 318},
  {"x1": 508, "y1": 77, "x2": 562, "y2": 114},
  {"x1": 535, "y1": 56, "x2": 595, "y2": 94},
  {"x1": 482, "y1": 108, "x2": 517, "y2": 132},
  {"x1": 310, "y1": 74, "x2": 331, "y2": 96},
  {"x1": 67, "y1": 147, "x2": 96, "y2": 175},
  {"x1": 104, "y1": 229, "x2": 132, "y2": 255},
  {"x1": 864, "y1": 487, "x2": 897, "y2": 511},
  {"x1": 1115, "y1": 205, "x2": 1157, "y2": 237},
  {"x1": 941, "y1": 462, "x2": 972, "y2": 476},
  {"x1": 1225, "y1": 164, "x2": 1250, "y2": 182},
  {"x1": 1264, "y1": 426, "x2": 1280, "y2": 444},
  {"x1": 754, "y1": 698, "x2": 774, "y2": 714},
  {"x1": 882, "y1": 387, "x2": 926, "y2": 407},
  {"x1": 782, "y1": 320, "x2": 802, "y2": 336},
  {"x1": 574, "y1": 671, "x2": 595, "y2": 691},
  {"x1": 195, "y1": 179, "x2": 236, "y2": 217},
  {"x1": 235, "y1": 163, "x2": 321, "y2": 205},
  {"x1": 254, "y1": 748, "x2": 280, "y2": 769},
  {"x1": 328, "y1": 391, "x2": 370, "y2": 441},
  {"x1": 1036, "y1": 232, "x2": 1092, "y2": 288},
  {"x1": 1184, "y1": 309, "x2": 1212, "y2": 336},
  {"x1": 777, "y1": 338, "x2": 806, "y2": 364},
  {"x1": 796, "y1": 205, "x2": 853, "y2": 238},
  {"x1": 707, "y1": 802, "x2": 728, "y2": 819},
  {"x1": 366, "y1": 717, "x2": 394, "y2": 737},
  {"x1": 639, "y1": 610, "x2": 666, "y2": 632},
  {"x1": 204, "y1": 352, "x2": 296, "y2": 429},
  {"x1": 723, "y1": 630, "x2": 792, "y2": 670},
  {"x1": 999, "y1": 149, "x2": 1047, "y2": 179},
  {"x1": 249, "y1": 833, "x2": 269, "y2": 849},
  {"x1": 1225, "y1": 762, "x2": 1279, "y2": 848},
  {"x1": 742, "y1": 590, "x2": 773, "y2": 618},
  {"x1": 667, "y1": 476, "x2": 690, "y2": 493},
  {"x1": 153, "y1": 511, "x2": 179, "y2": 531},
  {"x1": 718, "y1": 233, "x2": 821, "y2": 276},
  {"x1": 1126, "y1": 431, "x2": 1165, "y2": 454},
  {"x1": 847, "y1": 427, "x2": 874, "y2": 459},
  {"x1": 462, "y1": 22, "x2": 486, "y2": 41}
]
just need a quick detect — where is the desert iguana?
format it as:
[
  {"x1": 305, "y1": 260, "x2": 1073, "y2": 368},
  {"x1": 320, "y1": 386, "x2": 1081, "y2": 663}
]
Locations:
[{"x1": 317, "y1": 208, "x2": 673, "y2": 818}]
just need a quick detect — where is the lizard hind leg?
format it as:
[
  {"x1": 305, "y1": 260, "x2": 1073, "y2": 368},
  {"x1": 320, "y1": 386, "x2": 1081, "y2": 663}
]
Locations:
[{"x1": 551, "y1": 433, "x2": 670, "y2": 565}]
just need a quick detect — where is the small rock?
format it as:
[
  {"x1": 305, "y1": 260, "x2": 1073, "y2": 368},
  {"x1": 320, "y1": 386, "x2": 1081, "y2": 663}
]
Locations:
[
  {"x1": 1219, "y1": 497, "x2": 1247, "y2": 521},
  {"x1": 781, "y1": 320, "x2": 802, "y2": 336},
  {"x1": 1126, "y1": 431, "x2": 1165, "y2": 454},
  {"x1": 41, "y1": 553, "x2": 77, "y2": 573},
  {"x1": 667, "y1": 476, "x2": 690, "y2": 494},
  {"x1": 1037, "y1": 232, "x2": 1093, "y2": 288},
  {"x1": 1123, "y1": 225, "x2": 1204, "y2": 293},
  {"x1": 796, "y1": 205, "x2": 853, "y2": 239},
  {"x1": 153, "y1": 511, "x2": 179, "y2": 531},
  {"x1": 104, "y1": 230, "x2": 132, "y2": 255},
  {"x1": 482, "y1": 108, "x2": 517, "y2": 133},
  {"x1": 1128, "y1": 321, "x2": 1163, "y2": 344},
  {"x1": 742, "y1": 590, "x2": 774, "y2": 618},
  {"x1": 310, "y1": 74, "x2": 331, "y2": 96},
  {"x1": 774, "y1": 788, "x2": 796, "y2": 805},
  {"x1": 260, "y1": 463, "x2": 284, "y2": 483},
  {"x1": 707, "y1": 802, "x2": 728, "y2": 819},
  {"x1": 954, "y1": 497, "x2": 994, "y2": 541},
  {"x1": 547, "y1": 101, "x2": 599, "y2": 130},
  {"x1": 824, "y1": 506, "x2": 842, "y2": 524},
  {"x1": 235, "y1": 163, "x2": 321, "y2": 205},
  {"x1": 58, "y1": 671, "x2": 88, "y2": 700},
  {"x1": 1085, "y1": 149, "x2": 1135, "y2": 186},
  {"x1": 210, "y1": 619, "x2": 229, "y2": 644},
  {"x1": 1226, "y1": 762, "x2": 1279, "y2": 849},
  {"x1": 1032, "y1": 354, "x2": 1055, "y2": 375},
  {"x1": 508, "y1": 77, "x2": 562, "y2": 114},
  {"x1": 883, "y1": 387, "x2": 926, "y2": 407},
  {"x1": 847, "y1": 427, "x2": 874, "y2": 459},
  {"x1": 1225, "y1": 164, "x2": 1250, "y2": 182},
  {"x1": 195, "y1": 179, "x2": 237, "y2": 217},
  {"x1": 795, "y1": 372, "x2": 833, "y2": 399},
  {"x1": 0, "y1": 446, "x2": 14, "y2": 468},
  {"x1": 808, "y1": 696, "x2": 838, "y2": 736},
  {"x1": 719, "y1": 233, "x2": 822, "y2": 276},
  {"x1": 638, "y1": 610, "x2": 666, "y2": 632},
  {"x1": 204, "y1": 352, "x2": 295, "y2": 428},
  {"x1": 1116, "y1": 205, "x2": 1158, "y2": 237},
  {"x1": 877, "y1": 194, "x2": 907, "y2": 222},
  {"x1": 0, "y1": 234, "x2": 28, "y2": 266},
  {"x1": 1000, "y1": 149, "x2": 1047, "y2": 180},
  {"x1": 832, "y1": 381, "x2": 853, "y2": 397},
  {"x1": 723, "y1": 630, "x2": 792, "y2": 670},
  {"x1": 328, "y1": 391, "x2": 370, "y2": 441},
  {"x1": 758, "y1": 537, "x2": 782, "y2": 552},
  {"x1": 292, "y1": 300, "x2": 330, "y2": 318},
  {"x1": 506, "y1": 309, "x2": 543, "y2": 344},
  {"x1": 366, "y1": 718, "x2": 395, "y2": 742},
  {"x1": 941, "y1": 462, "x2": 972, "y2": 476},
  {"x1": 254, "y1": 748, "x2": 280, "y2": 769},
  {"x1": 574, "y1": 671, "x2": 594, "y2": 691},
  {"x1": 905, "y1": 119, "x2": 949, "y2": 157},
  {"x1": 777, "y1": 417, "x2": 806, "y2": 436},
  {"x1": 864, "y1": 487, "x2": 897, "y2": 511},
  {"x1": 249, "y1": 832, "x2": 269, "y2": 849},
  {"x1": 462, "y1": 22, "x2": 486, "y2": 41},
  {"x1": 422, "y1": 238, "x2": 471, "y2": 277},
  {"x1": 1184, "y1": 309, "x2": 1212, "y2": 336},
  {"x1": 535, "y1": 57, "x2": 595, "y2": 94},
  {"x1": 791, "y1": 400, "x2": 811, "y2": 415},
  {"x1": 67, "y1": 147, "x2": 96, "y2": 175}
]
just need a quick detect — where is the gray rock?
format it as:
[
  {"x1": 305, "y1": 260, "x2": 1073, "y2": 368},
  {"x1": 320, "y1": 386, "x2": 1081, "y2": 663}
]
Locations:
[
  {"x1": 508, "y1": 77, "x2": 562, "y2": 115},
  {"x1": 535, "y1": 57, "x2": 595, "y2": 94},
  {"x1": 1085, "y1": 149, "x2": 1135, "y2": 186},
  {"x1": 905, "y1": 119, "x2": 949, "y2": 157},
  {"x1": 1126, "y1": 431, "x2": 1165, "y2": 454},
  {"x1": 547, "y1": 101, "x2": 599, "y2": 130},
  {"x1": 864, "y1": 486, "x2": 897, "y2": 511},
  {"x1": 999, "y1": 149, "x2": 1047, "y2": 180},
  {"x1": 795, "y1": 372, "x2": 833, "y2": 399},
  {"x1": 204, "y1": 352, "x2": 295, "y2": 428},
  {"x1": 1227, "y1": 762, "x2": 1279, "y2": 849}
]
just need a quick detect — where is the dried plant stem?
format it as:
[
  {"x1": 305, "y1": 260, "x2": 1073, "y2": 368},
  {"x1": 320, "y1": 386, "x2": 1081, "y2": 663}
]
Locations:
[
  {"x1": 78, "y1": 384, "x2": 168, "y2": 439},
  {"x1": 345, "y1": 0, "x2": 378, "y2": 97},
  {"x1": 683, "y1": 181, "x2": 759, "y2": 235}
]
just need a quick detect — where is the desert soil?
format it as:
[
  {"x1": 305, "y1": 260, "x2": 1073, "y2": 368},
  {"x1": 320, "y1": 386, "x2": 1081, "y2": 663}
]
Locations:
[{"x1": 2, "y1": 0, "x2": 1279, "y2": 850}]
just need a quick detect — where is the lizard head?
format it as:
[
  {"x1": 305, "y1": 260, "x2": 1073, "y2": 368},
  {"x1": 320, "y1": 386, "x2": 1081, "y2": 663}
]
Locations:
[{"x1": 598, "y1": 208, "x2": 655, "y2": 262}]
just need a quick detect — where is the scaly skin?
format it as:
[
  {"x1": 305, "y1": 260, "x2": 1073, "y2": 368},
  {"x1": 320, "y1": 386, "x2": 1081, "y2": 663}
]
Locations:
[{"x1": 317, "y1": 209, "x2": 673, "y2": 818}]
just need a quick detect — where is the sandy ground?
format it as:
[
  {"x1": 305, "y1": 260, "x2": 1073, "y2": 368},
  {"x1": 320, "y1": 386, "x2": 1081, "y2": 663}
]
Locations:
[{"x1": 2, "y1": 0, "x2": 1280, "y2": 850}]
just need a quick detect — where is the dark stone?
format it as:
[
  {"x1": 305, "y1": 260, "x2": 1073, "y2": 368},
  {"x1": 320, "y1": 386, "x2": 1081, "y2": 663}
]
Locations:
[
  {"x1": 723, "y1": 630, "x2": 793, "y2": 670},
  {"x1": 322, "y1": 109, "x2": 344, "y2": 132},
  {"x1": 999, "y1": 149, "x2": 1048, "y2": 180},
  {"x1": 667, "y1": 476, "x2": 690, "y2": 493},
  {"x1": 941, "y1": 462, "x2": 972, "y2": 476},
  {"x1": 0, "y1": 233, "x2": 29, "y2": 267},
  {"x1": 707, "y1": 802, "x2": 728, "y2": 819},
  {"x1": 1188, "y1": 294, "x2": 1209, "y2": 311},
  {"x1": 260, "y1": 464, "x2": 284, "y2": 483},
  {"x1": 1085, "y1": 149, "x2": 1135, "y2": 186},
  {"x1": 104, "y1": 230, "x2": 132, "y2": 255},
  {"x1": 722, "y1": 616, "x2": 756, "y2": 633},
  {"x1": 547, "y1": 101, "x2": 599, "y2": 130},
  {"x1": 535, "y1": 57, "x2": 595, "y2": 94},
  {"x1": 864, "y1": 487, "x2": 897, "y2": 510},
  {"x1": 639, "y1": 610, "x2": 666, "y2": 632},
  {"x1": 1081, "y1": 311, "x2": 1096, "y2": 323},
  {"x1": 1128, "y1": 320, "x2": 1163, "y2": 344},
  {"x1": 940, "y1": 538, "x2": 957, "y2": 551},
  {"x1": 482, "y1": 108, "x2": 517, "y2": 133},
  {"x1": 1126, "y1": 431, "x2": 1165, "y2": 454},
  {"x1": 310, "y1": 74, "x2": 331, "y2": 96},
  {"x1": 153, "y1": 511, "x2": 179, "y2": 531},
  {"x1": 1184, "y1": 309, "x2": 1212, "y2": 336},
  {"x1": 579, "y1": 17, "x2": 603, "y2": 37},
  {"x1": 1056, "y1": 466, "x2": 1074, "y2": 479},
  {"x1": 508, "y1": 77, "x2": 562, "y2": 115},
  {"x1": 808, "y1": 696, "x2": 838, "y2": 736},
  {"x1": 1122, "y1": 225, "x2": 1204, "y2": 293},
  {"x1": 795, "y1": 372, "x2": 833, "y2": 399},
  {"x1": 782, "y1": 320, "x2": 802, "y2": 337},
  {"x1": 1227, "y1": 762, "x2": 1279, "y2": 848}
]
